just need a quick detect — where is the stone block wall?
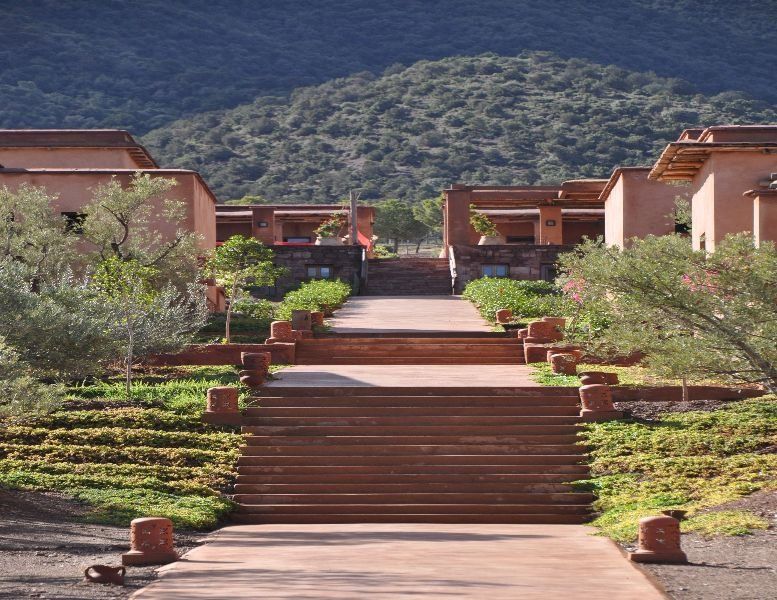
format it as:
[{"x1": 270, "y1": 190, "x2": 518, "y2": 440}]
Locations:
[
  {"x1": 451, "y1": 244, "x2": 574, "y2": 292},
  {"x1": 263, "y1": 245, "x2": 364, "y2": 298}
]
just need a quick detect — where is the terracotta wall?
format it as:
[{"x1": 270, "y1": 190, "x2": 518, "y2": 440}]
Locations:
[
  {"x1": 605, "y1": 170, "x2": 679, "y2": 247},
  {"x1": 562, "y1": 221, "x2": 603, "y2": 245},
  {"x1": 0, "y1": 147, "x2": 141, "y2": 169}
]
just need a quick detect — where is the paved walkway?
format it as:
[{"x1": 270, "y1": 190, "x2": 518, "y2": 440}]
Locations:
[
  {"x1": 132, "y1": 524, "x2": 664, "y2": 599},
  {"x1": 268, "y1": 364, "x2": 541, "y2": 387},
  {"x1": 330, "y1": 296, "x2": 492, "y2": 333}
]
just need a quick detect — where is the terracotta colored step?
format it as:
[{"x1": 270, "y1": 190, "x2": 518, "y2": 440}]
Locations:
[
  {"x1": 242, "y1": 425, "x2": 581, "y2": 437},
  {"x1": 253, "y1": 387, "x2": 575, "y2": 397},
  {"x1": 250, "y1": 396, "x2": 578, "y2": 407},
  {"x1": 235, "y1": 473, "x2": 585, "y2": 484},
  {"x1": 230, "y1": 513, "x2": 590, "y2": 524},
  {"x1": 237, "y1": 454, "x2": 587, "y2": 466},
  {"x1": 239, "y1": 444, "x2": 584, "y2": 456},
  {"x1": 296, "y1": 357, "x2": 524, "y2": 365},
  {"x1": 236, "y1": 503, "x2": 591, "y2": 515},
  {"x1": 232, "y1": 492, "x2": 595, "y2": 504},
  {"x1": 299, "y1": 338, "x2": 520, "y2": 345},
  {"x1": 244, "y1": 406, "x2": 579, "y2": 417},
  {"x1": 236, "y1": 464, "x2": 590, "y2": 476},
  {"x1": 242, "y1": 415, "x2": 579, "y2": 426},
  {"x1": 243, "y1": 435, "x2": 581, "y2": 446},
  {"x1": 233, "y1": 482, "x2": 578, "y2": 494}
]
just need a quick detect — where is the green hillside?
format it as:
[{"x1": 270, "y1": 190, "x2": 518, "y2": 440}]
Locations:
[
  {"x1": 0, "y1": 1, "x2": 774, "y2": 133},
  {"x1": 143, "y1": 53, "x2": 777, "y2": 201}
]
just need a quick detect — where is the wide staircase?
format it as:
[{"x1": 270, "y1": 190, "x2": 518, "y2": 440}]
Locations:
[
  {"x1": 365, "y1": 258, "x2": 451, "y2": 295},
  {"x1": 233, "y1": 387, "x2": 592, "y2": 524},
  {"x1": 296, "y1": 335, "x2": 524, "y2": 365}
]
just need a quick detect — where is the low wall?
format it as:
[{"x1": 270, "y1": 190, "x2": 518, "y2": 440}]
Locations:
[
  {"x1": 266, "y1": 245, "x2": 364, "y2": 298},
  {"x1": 452, "y1": 244, "x2": 574, "y2": 292},
  {"x1": 148, "y1": 343, "x2": 295, "y2": 366},
  {"x1": 611, "y1": 386, "x2": 763, "y2": 402}
]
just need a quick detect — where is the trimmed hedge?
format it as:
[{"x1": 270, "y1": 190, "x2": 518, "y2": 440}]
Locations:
[
  {"x1": 462, "y1": 277, "x2": 569, "y2": 322},
  {"x1": 277, "y1": 279, "x2": 351, "y2": 319}
]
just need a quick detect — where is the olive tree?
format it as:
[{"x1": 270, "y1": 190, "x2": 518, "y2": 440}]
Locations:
[
  {"x1": 373, "y1": 199, "x2": 429, "y2": 252},
  {"x1": 207, "y1": 235, "x2": 282, "y2": 342},
  {"x1": 558, "y1": 234, "x2": 777, "y2": 393}
]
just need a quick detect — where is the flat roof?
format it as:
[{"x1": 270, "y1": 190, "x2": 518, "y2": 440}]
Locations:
[
  {"x1": 0, "y1": 167, "x2": 218, "y2": 204},
  {"x1": 649, "y1": 141, "x2": 777, "y2": 181},
  {"x1": 0, "y1": 129, "x2": 158, "y2": 168}
]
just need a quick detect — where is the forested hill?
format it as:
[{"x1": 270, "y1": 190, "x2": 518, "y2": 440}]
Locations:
[
  {"x1": 1, "y1": 0, "x2": 775, "y2": 133},
  {"x1": 143, "y1": 53, "x2": 777, "y2": 201}
]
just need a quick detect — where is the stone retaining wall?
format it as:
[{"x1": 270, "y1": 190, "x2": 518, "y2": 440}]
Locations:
[{"x1": 267, "y1": 245, "x2": 364, "y2": 298}]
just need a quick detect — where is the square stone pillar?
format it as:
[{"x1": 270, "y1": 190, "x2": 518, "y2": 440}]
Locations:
[
  {"x1": 538, "y1": 206, "x2": 563, "y2": 245},
  {"x1": 443, "y1": 187, "x2": 473, "y2": 256}
]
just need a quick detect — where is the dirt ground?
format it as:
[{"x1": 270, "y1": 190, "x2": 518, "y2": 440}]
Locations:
[
  {"x1": 631, "y1": 491, "x2": 777, "y2": 600},
  {"x1": 0, "y1": 490, "x2": 201, "y2": 599}
]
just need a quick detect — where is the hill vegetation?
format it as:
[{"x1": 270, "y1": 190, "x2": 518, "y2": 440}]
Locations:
[
  {"x1": 1, "y1": 1, "x2": 775, "y2": 133},
  {"x1": 144, "y1": 53, "x2": 777, "y2": 201}
]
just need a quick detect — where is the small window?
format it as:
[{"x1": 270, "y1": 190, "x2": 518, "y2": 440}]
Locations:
[
  {"x1": 285, "y1": 236, "x2": 312, "y2": 243},
  {"x1": 482, "y1": 264, "x2": 509, "y2": 278},
  {"x1": 307, "y1": 265, "x2": 333, "y2": 279},
  {"x1": 540, "y1": 264, "x2": 558, "y2": 282},
  {"x1": 61, "y1": 212, "x2": 86, "y2": 234},
  {"x1": 506, "y1": 235, "x2": 535, "y2": 244}
]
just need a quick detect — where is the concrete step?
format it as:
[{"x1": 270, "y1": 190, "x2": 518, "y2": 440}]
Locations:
[
  {"x1": 244, "y1": 405, "x2": 580, "y2": 417},
  {"x1": 251, "y1": 387, "x2": 576, "y2": 397},
  {"x1": 236, "y1": 464, "x2": 590, "y2": 476},
  {"x1": 231, "y1": 513, "x2": 590, "y2": 524},
  {"x1": 240, "y1": 424, "x2": 581, "y2": 436},
  {"x1": 236, "y1": 503, "x2": 591, "y2": 515},
  {"x1": 237, "y1": 454, "x2": 587, "y2": 466},
  {"x1": 232, "y1": 492, "x2": 595, "y2": 504},
  {"x1": 235, "y1": 473, "x2": 586, "y2": 484},
  {"x1": 250, "y1": 395, "x2": 576, "y2": 407},
  {"x1": 242, "y1": 434, "x2": 581, "y2": 446},
  {"x1": 295, "y1": 356, "x2": 525, "y2": 365},
  {"x1": 241, "y1": 415, "x2": 580, "y2": 426},
  {"x1": 233, "y1": 482, "x2": 579, "y2": 494},
  {"x1": 239, "y1": 444, "x2": 584, "y2": 456}
]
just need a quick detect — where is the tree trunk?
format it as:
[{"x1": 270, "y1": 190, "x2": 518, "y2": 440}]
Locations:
[
  {"x1": 225, "y1": 278, "x2": 239, "y2": 344},
  {"x1": 681, "y1": 377, "x2": 689, "y2": 403},
  {"x1": 125, "y1": 325, "x2": 134, "y2": 397},
  {"x1": 392, "y1": 238, "x2": 399, "y2": 253}
]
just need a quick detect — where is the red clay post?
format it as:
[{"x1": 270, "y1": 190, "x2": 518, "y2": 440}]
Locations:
[
  {"x1": 579, "y1": 371, "x2": 620, "y2": 386},
  {"x1": 266, "y1": 320, "x2": 294, "y2": 344},
  {"x1": 291, "y1": 309, "x2": 312, "y2": 332},
  {"x1": 628, "y1": 515, "x2": 688, "y2": 564},
  {"x1": 310, "y1": 311, "x2": 325, "y2": 327},
  {"x1": 527, "y1": 320, "x2": 564, "y2": 343},
  {"x1": 550, "y1": 353, "x2": 578, "y2": 375},
  {"x1": 239, "y1": 352, "x2": 271, "y2": 389},
  {"x1": 206, "y1": 386, "x2": 238, "y2": 413},
  {"x1": 541, "y1": 316, "x2": 566, "y2": 328},
  {"x1": 579, "y1": 384, "x2": 623, "y2": 421},
  {"x1": 495, "y1": 308, "x2": 512, "y2": 324},
  {"x1": 122, "y1": 517, "x2": 178, "y2": 566}
]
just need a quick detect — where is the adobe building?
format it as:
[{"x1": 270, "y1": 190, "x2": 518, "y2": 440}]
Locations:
[
  {"x1": 649, "y1": 125, "x2": 777, "y2": 250},
  {"x1": 216, "y1": 203, "x2": 376, "y2": 297},
  {"x1": 442, "y1": 180, "x2": 606, "y2": 290},
  {"x1": 600, "y1": 166, "x2": 685, "y2": 247},
  {"x1": 0, "y1": 129, "x2": 222, "y2": 309}
]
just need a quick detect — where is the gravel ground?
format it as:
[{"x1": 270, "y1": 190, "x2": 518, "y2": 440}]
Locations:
[
  {"x1": 614, "y1": 398, "x2": 740, "y2": 422},
  {"x1": 0, "y1": 490, "x2": 201, "y2": 599}
]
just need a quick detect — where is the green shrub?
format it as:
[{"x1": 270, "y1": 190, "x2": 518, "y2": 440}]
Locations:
[
  {"x1": 277, "y1": 279, "x2": 351, "y2": 319},
  {"x1": 373, "y1": 244, "x2": 399, "y2": 259},
  {"x1": 462, "y1": 277, "x2": 569, "y2": 321}
]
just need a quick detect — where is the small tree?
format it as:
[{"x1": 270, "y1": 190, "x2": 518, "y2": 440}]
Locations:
[
  {"x1": 0, "y1": 184, "x2": 77, "y2": 285},
  {"x1": 0, "y1": 336, "x2": 63, "y2": 416},
  {"x1": 469, "y1": 205, "x2": 499, "y2": 237},
  {"x1": 82, "y1": 172, "x2": 201, "y2": 286},
  {"x1": 207, "y1": 236, "x2": 283, "y2": 343},
  {"x1": 558, "y1": 234, "x2": 777, "y2": 393},
  {"x1": 314, "y1": 212, "x2": 347, "y2": 239},
  {"x1": 373, "y1": 199, "x2": 429, "y2": 252},
  {"x1": 413, "y1": 196, "x2": 444, "y2": 234},
  {"x1": 92, "y1": 257, "x2": 207, "y2": 395}
]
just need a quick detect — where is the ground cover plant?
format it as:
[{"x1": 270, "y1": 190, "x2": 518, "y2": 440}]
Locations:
[
  {"x1": 276, "y1": 279, "x2": 351, "y2": 320},
  {"x1": 463, "y1": 277, "x2": 568, "y2": 322},
  {"x1": 531, "y1": 363, "x2": 660, "y2": 387},
  {"x1": 0, "y1": 366, "x2": 243, "y2": 529},
  {"x1": 577, "y1": 396, "x2": 777, "y2": 541}
]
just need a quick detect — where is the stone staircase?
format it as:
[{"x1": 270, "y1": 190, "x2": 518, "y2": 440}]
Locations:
[
  {"x1": 233, "y1": 387, "x2": 592, "y2": 524},
  {"x1": 365, "y1": 258, "x2": 451, "y2": 295},
  {"x1": 295, "y1": 336, "x2": 525, "y2": 365}
]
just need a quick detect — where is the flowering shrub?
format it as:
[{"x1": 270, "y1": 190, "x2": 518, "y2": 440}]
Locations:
[
  {"x1": 462, "y1": 277, "x2": 569, "y2": 321},
  {"x1": 314, "y1": 212, "x2": 347, "y2": 238},
  {"x1": 469, "y1": 205, "x2": 499, "y2": 237}
]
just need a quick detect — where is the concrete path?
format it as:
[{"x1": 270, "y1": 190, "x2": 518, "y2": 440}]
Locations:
[
  {"x1": 132, "y1": 524, "x2": 665, "y2": 600},
  {"x1": 268, "y1": 364, "x2": 541, "y2": 387},
  {"x1": 330, "y1": 296, "x2": 492, "y2": 333}
]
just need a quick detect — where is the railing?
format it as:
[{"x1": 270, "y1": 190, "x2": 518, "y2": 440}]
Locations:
[
  {"x1": 448, "y1": 245, "x2": 457, "y2": 295},
  {"x1": 358, "y1": 246, "x2": 368, "y2": 294}
]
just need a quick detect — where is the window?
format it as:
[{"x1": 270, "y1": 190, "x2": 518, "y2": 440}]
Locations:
[
  {"x1": 506, "y1": 235, "x2": 535, "y2": 244},
  {"x1": 61, "y1": 211, "x2": 86, "y2": 234},
  {"x1": 307, "y1": 265, "x2": 333, "y2": 279},
  {"x1": 285, "y1": 236, "x2": 312, "y2": 243},
  {"x1": 540, "y1": 264, "x2": 558, "y2": 282},
  {"x1": 482, "y1": 264, "x2": 509, "y2": 278}
]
